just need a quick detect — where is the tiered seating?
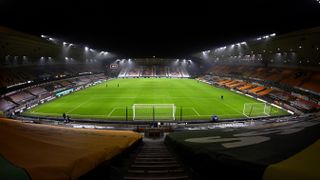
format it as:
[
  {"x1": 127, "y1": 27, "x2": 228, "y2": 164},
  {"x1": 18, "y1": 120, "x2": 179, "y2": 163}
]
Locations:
[
  {"x1": 300, "y1": 72, "x2": 320, "y2": 92},
  {"x1": 165, "y1": 114, "x2": 320, "y2": 180},
  {"x1": 280, "y1": 71, "x2": 310, "y2": 87},
  {"x1": 269, "y1": 90, "x2": 291, "y2": 101},
  {"x1": 263, "y1": 68, "x2": 283, "y2": 82},
  {"x1": 156, "y1": 67, "x2": 167, "y2": 76},
  {"x1": 257, "y1": 88, "x2": 273, "y2": 96},
  {"x1": 0, "y1": 68, "x2": 35, "y2": 88},
  {"x1": 180, "y1": 67, "x2": 190, "y2": 77},
  {"x1": 252, "y1": 67, "x2": 269, "y2": 79},
  {"x1": 59, "y1": 80, "x2": 72, "y2": 87},
  {"x1": 9, "y1": 91, "x2": 34, "y2": 104},
  {"x1": 206, "y1": 65, "x2": 320, "y2": 94},
  {"x1": 224, "y1": 80, "x2": 237, "y2": 86},
  {"x1": 0, "y1": 64, "x2": 106, "y2": 89},
  {"x1": 78, "y1": 77, "x2": 91, "y2": 84},
  {"x1": 118, "y1": 67, "x2": 129, "y2": 77},
  {"x1": 142, "y1": 67, "x2": 153, "y2": 76},
  {"x1": 0, "y1": 99, "x2": 16, "y2": 111},
  {"x1": 27, "y1": 87, "x2": 48, "y2": 96},
  {"x1": 228, "y1": 81, "x2": 246, "y2": 88},
  {"x1": 128, "y1": 68, "x2": 141, "y2": 77},
  {"x1": 237, "y1": 84, "x2": 254, "y2": 91},
  {"x1": 124, "y1": 140, "x2": 189, "y2": 180},
  {"x1": 168, "y1": 67, "x2": 181, "y2": 77},
  {"x1": 94, "y1": 74, "x2": 107, "y2": 80},
  {"x1": 248, "y1": 86, "x2": 266, "y2": 93},
  {"x1": 218, "y1": 79, "x2": 232, "y2": 86},
  {"x1": 0, "y1": 118, "x2": 142, "y2": 180}
]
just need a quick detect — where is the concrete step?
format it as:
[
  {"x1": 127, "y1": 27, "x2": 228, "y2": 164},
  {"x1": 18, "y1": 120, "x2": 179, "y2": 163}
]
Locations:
[
  {"x1": 123, "y1": 175, "x2": 189, "y2": 180},
  {"x1": 137, "y1": 154, "x2": 173, "y2": 158},
  {"x1": 128, "y1": 169, "x2": 185, "y2": 174},
  {"x1": 139, "y1": 153, "x2": 171, "y2": 156},
  {"x1": 135, "y1": 157, "x2": 176, "y2": 161},
  {"x1": 134, "y1": 160, "x2": 178, "y2": 164},
  {"x1": 131, "y1": 164, "x2": 180, "y2": 169}
]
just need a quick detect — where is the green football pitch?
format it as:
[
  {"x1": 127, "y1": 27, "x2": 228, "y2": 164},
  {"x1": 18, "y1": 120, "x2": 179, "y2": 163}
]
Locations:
[{"x1": 24, "y1": 78, "x2": 288, "y2": 121}]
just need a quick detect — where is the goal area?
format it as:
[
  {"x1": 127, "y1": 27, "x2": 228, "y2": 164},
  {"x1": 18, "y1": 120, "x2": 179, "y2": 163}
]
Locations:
[
  {"x1": 242, "y1": 103, "x2": 272, "y2": 117},
  {"x1": 132, "y1": 104, "x2": 176, "y2": 121}
]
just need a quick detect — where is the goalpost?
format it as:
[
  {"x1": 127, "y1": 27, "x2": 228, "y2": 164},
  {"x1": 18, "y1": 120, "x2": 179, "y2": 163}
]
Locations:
[
  {"x1": 132, "y1": 104, "x2": 176, "y2": 120},
  {"x1": 243, "y1": 103, "x2": 272, "y2": 117}
]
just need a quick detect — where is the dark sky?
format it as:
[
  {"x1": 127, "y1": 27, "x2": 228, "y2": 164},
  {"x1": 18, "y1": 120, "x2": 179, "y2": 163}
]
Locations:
[{"x1": 0, "y1": 0, "x2": 320, "y2": 58}]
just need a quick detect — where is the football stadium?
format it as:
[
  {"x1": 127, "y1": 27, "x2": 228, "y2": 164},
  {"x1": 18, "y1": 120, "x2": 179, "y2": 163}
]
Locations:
[{"x1": 1, "y1": 1, "x2": 320, "y2": 180}]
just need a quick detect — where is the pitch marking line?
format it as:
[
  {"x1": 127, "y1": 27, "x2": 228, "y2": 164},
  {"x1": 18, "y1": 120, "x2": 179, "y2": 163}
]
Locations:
[
  {"x1": 192, "y1": 108, "x2": 200, "y2": 116},
  {"x1": 67, "y1": 98, "x2": 91, "y2": 113},
  {"x1": 107, "y1": 108, "x2": 117, "y2": 117},
  {"x1": 211, "y1": 98, "x2": 247, "y2": 117}
]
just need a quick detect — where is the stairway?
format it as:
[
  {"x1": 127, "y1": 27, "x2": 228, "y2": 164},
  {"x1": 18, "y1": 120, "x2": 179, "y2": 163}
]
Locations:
[{"x1": 123, "y1": 140, "x2": 189, "y2": 180}]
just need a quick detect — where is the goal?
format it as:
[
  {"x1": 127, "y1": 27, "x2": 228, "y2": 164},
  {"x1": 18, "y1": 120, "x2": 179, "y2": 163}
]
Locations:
[
  {"x1": 132, "y1": 104, "x2": 176, "y2": 120},
  {"x1": 243, "y1": 103, "x2": 272, "y2": 117}
]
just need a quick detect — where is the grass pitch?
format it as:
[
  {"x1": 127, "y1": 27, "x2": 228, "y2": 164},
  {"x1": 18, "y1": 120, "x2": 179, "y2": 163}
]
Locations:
[{"x1": 24, "y1": 78, "x2": 288, "y2": 121}]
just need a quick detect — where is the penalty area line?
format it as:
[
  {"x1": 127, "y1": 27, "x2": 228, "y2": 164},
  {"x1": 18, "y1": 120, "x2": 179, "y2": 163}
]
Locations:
[
  {"x1": 192, "y1": 108, "x2": 200, "y2": 116},
  {"x1": 66, "y1": 98, "x2": 91, "y2": 113},
  {"x1": 107, "y1": 108, "x2": 117, "y2": 117}
]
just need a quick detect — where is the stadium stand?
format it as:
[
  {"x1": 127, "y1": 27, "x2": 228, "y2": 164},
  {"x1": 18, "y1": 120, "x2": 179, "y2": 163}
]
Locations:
[
  {"x1": 0, "y1": 99, "x2": 16, "y2": 112},
  {"x1": 118, "y1": 64, "x2": 190, "y2": 78},
  {"x1": 27, "y1": 87, "x2": 48, "y2": 96},
  {"x1": 165, "y1": 113, "x2": 320, "y2": 180},
  {"x1": 300, "y1": 72, "x2": 320, "y2": 92},
  {"x1": 256, "y1": 88, "x2": 273, "y2": 96},
  {"x1": 9, "y1": 91, "x2": 35, "y2": 104},
  {"x1": 0, "y1": 118, "x2": 142, "y2": 180},
  {"x1": 1, "y1": 22, "x2": 320, "y2": 180}
]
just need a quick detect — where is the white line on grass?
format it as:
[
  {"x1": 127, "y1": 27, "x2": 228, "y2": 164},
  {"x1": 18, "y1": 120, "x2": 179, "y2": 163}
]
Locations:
[
  {"x1": 192, "y1": 108, "x2": 200, "y2": 116},
  {"x1": 211, "y1": 98, "x2": 249, "y2": 118},
  {"x1": 107, "y1": 108, "x2": 117, "y2": 117},
  {"x1": 66, "y1": 98, "x2": 91, "y2": 114}
]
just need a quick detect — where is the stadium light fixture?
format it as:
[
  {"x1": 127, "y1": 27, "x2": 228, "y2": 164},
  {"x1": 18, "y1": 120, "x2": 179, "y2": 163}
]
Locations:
[
  {"x1": 85, "y1": 46, "x2": 89, "y2": 51},
  {"x1": 63, "y1": 42, "x2": 67, "y2": 45},
  {"x1": 270, "y1": 33, "x2": 276, "y2": 37},
  {"x1": 41, "y1": 35, "x2": 46, "y2": 38},
  {"x1": 49, "y1": 37, "x2": 54, "y2": 41},
  {"x1": 241, "y1": 42, "x2": 246, "y2": 45}
]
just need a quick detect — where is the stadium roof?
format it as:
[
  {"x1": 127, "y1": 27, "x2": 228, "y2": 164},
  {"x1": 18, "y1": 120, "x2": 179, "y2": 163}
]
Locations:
[{"x1": 0, "y1": 0, "x2": 319, "y2": 58}]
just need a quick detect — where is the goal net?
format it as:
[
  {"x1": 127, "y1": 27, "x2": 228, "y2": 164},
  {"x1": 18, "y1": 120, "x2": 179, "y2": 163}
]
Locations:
[
  {"x1": 132, "y1": 104, "x2": 176, "y2": 120},
  {"x1": 243, "y1": 103, "x2": 272, "y2": 117}
]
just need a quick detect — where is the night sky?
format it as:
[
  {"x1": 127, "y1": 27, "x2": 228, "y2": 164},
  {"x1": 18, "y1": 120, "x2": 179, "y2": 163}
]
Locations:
[{"x1": 0, "y1": 0, "x2": 319, "y2": 58}]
